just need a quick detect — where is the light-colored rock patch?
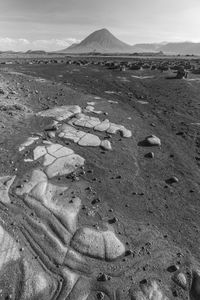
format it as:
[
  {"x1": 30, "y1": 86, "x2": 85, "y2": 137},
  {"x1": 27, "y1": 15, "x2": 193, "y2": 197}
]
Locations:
[
  {"x1": 32, "y1": 143, "x2": 85, "y2": 178},
  {"x1": 133, "y1": 281, "x2": 168, "y2": 300},
  {"x1": 145, "y1": 135, "x2": 161, "y2": 146},
  {"x1": 0, "y1": 225, "x2": 20, "y2": 270},
  {"x1": 71, "y1": 227, "x2": 125, "y2": 261},
  {"x1": 45, "y1": 154, "x2": 85, "y2": 179},
  {"x1": 69, "y1": 113, "x2": 132, "y2": 138},
  {"x1": 37, "y1": 105, "x2": 81, "y2": 121},
  {"x1": 0, "y1": 175, "x2": 16, "y2": 204},
  {"x1": 58, "y1": 124, "x2": 112, "y2": 150},
  {"x1": 19, "y1": 136, "x2": 39, "y2": 151},
  {"x1": 85, "y1": 106, "x2": 103, "y2": 114},
  {"x1": 16, "y1": 169, "x2": 81, "y2": 233}
]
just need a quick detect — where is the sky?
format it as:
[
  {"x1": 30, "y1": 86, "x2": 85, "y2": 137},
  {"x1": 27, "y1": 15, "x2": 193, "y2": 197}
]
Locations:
[{"x1": 1, "y1": 0, "x2": 200, "y2": 51}]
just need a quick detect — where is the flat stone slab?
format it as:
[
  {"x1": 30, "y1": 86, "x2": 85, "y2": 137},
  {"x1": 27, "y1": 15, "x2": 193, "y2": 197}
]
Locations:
[{"x1": 37, "y1": 105, "x2": 81, "y2": 121}]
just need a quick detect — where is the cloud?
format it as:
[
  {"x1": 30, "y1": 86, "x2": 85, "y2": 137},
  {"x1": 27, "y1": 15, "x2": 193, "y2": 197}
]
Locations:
[{"x1": 0, "y1": 37, "x2": 80, "y2": 51}]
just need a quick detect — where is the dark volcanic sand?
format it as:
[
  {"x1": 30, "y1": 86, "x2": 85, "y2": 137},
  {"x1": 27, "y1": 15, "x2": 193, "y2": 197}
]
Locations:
[{"x1": 0, "y1": 60, "x2": 200, "y2": 299}]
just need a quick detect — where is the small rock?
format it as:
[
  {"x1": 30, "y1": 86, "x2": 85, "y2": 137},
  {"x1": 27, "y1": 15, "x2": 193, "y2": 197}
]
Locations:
[
  {"x1": 97, "y1": 273, "x2": 110, "y2": 282},
  {"x1": 173, "y1": 272, "x2": 187, "y2": 290},
  {"x1": 166, "y1": 176, "x2": 179, "y2": 184},
  {"x1": 145, "y1": 152, "x2": 154, "y2": 158},
  {"x1": 146, "y1": 135, "x2": 161, "y2": 146},
  {"x1": 167, "y1": 265, "x2": 179, "y2": 273},
  {"x1": 108, "y1": 217, "x2": 118, "y2": 224},
  {"x1": 97, "y1": 291, "x2": 105, "y2": 300}
]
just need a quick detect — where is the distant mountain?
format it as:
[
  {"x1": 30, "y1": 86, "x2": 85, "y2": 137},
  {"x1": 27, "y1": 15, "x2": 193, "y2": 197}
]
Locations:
[
  {"x1": 131, "y1": 43, "x2": 163, "y2": 53},
  {"x1": 61, "y1": 28, "x2": 132, "y2": 53},
  {"x1": 158, "y1": 42, "x2": 200, "y2": 55},
  {"x1": 131, "y1": 42, "x2": 200, "y2": 55},
  {"x1": 59, "y1": 28, "x2": 200, "y2": 55}
]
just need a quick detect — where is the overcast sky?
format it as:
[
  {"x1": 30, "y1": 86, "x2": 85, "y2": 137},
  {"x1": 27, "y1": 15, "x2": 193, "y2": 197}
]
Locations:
[{"x1": 1, "y1": 0, "x2": 200, "y2": 51}]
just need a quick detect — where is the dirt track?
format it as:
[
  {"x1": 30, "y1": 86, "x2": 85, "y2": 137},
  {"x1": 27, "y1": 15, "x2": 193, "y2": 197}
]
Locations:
[{"x1": 0, "y1": 61, "x2": 200, "y2": 299}]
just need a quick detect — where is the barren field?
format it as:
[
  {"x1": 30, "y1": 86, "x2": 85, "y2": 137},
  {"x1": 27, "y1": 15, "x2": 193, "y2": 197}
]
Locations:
[{"x1": 0, "y1": 57, "x2": 200, "y2": 299}]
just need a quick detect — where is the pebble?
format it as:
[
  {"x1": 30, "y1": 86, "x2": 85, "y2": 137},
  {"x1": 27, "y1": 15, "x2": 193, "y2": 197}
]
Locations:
[
  {"x1": 167, "y1": 265, "x2": 179, "y2": 273},
  {"x1": 145, "y1": 135, "x2": 161, "y2": 146},
  {"x1": 97, "y1": 291, "x2": 105, "y2": 300},
  {"x1": 166, "y1": 176, "x2": 179, "y2": 184},
  {"x1": 145, "y1": 152, "x2": 154, "y2": 158},
  {"x1": 97, "y1": 273, "x2": 110, "y2": 282}
]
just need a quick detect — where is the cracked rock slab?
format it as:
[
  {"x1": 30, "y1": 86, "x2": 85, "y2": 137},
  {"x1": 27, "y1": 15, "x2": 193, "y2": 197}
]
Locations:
[
  {"x1": 32, "y1": 143, "x2": 85, "y2": 178},
  {"x1": 45, "y1": 154, "x2": 85, "y2": 178},
  {"x1": 58, "y1": 124, "x2": 112, "y2": 150},
  {"x1": 69, "y1": 113, "x2": 132, "y2": 138},
  {"x1": 71, "y1": 227, "x2": 125, "y2": 261}
]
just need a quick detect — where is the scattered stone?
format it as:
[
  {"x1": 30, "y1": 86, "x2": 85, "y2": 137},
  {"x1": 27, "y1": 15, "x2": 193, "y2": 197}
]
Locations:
[
  {"x1": 97, "y1": 273, "x2": 110, "y2": 282},
  {"x1": 145, "y1": 135, "x2": 161, "y2": 146},
  {"x1": 145, "y1": 152, "x2": 154, "y2": 158},
  {"x1": 0, "y1": 88, "x2": 5, "y2": 94},
  {"x1": 166, "y1": 176, "x2": 179, "y2": 184},
  {"x1": 85, "y1": 105, "x2": 103, "y2": 114},
  {"x1": 167, "y1": 265, "x2": 179, "y2": 273},
  {"x1": 100, "y1": 140, "x2": 112, "y2": 150},
  {"x1": 97, "y1": 291, "x2": 105, "y2": 299}
]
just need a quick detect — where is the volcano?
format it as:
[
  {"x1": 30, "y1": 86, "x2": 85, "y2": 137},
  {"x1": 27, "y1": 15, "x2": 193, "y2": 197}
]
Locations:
[{"x1": 62, "y1": 28, "x2": 132, "y2": 53}]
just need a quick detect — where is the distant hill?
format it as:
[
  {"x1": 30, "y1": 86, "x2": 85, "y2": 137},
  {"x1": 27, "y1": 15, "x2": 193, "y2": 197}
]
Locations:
[
  {"x1": 26, "y1": 50, "x2": 47, "y2": 54},
  {"x1": 61, "y1": 28, "x2": 132, "y2": 53}
]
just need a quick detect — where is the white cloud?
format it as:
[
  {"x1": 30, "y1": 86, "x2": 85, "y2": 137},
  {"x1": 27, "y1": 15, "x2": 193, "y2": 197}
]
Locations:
[{"x1": 0, "y1": 37, "x2": 80, "y2": 51}]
